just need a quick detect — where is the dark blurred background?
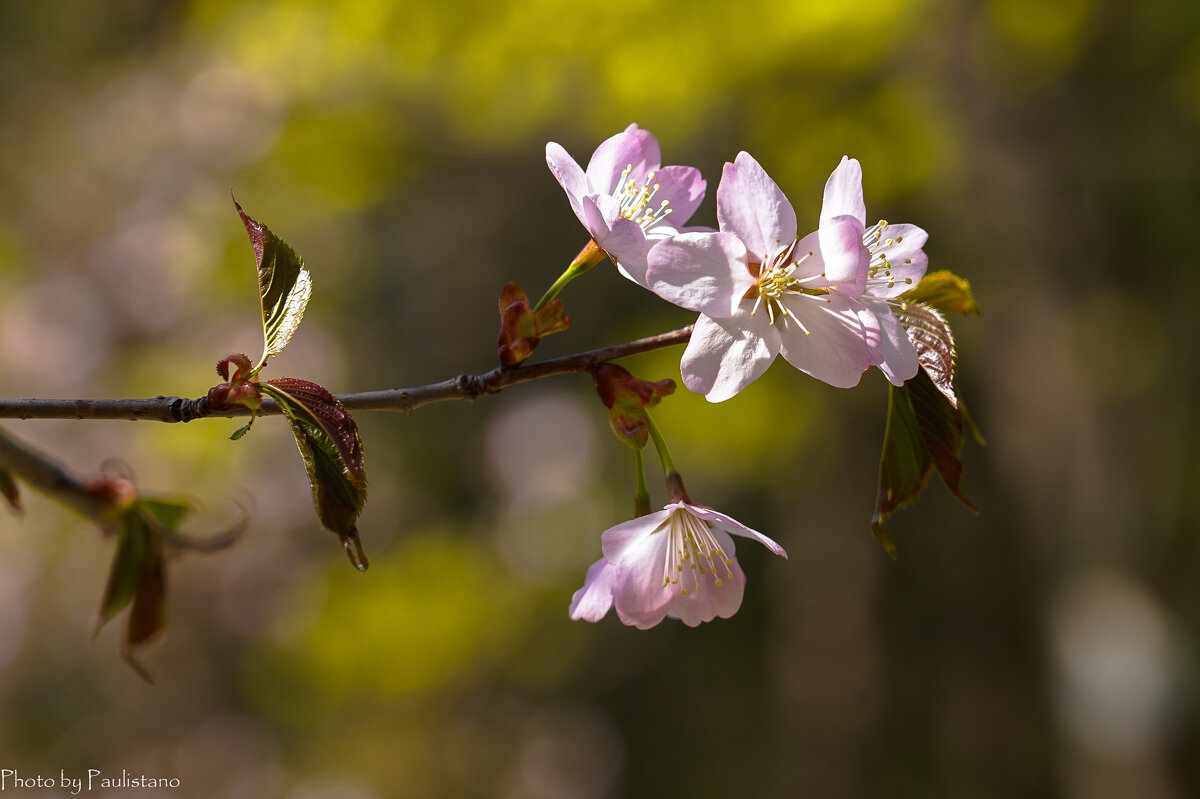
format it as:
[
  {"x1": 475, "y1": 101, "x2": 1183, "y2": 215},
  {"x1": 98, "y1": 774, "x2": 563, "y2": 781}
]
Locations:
[{"x1": 0, "y1": 1, "x2": 1197, "y2": 797}]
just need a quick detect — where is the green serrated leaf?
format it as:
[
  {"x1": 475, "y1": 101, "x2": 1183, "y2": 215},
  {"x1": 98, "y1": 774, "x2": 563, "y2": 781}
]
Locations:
[
  {"x1": 97, "y1": 513, "x2": 149, "y2": 633},
  {"x1": 229, "y1": 422, "x2": 253, "y2": 440},
  {"x1": 893, "y1": 301, "x2": 959, "y2": 408},
  {"x1": 901, "y1": 270, "x2": 981, "y2": 316},
  {"x1": 0, "y1": 466, "x2": 21, "y2": 517},
  {"x1": 234, "y1": 199, "x2": 312, "y2": 369},
  {"x1": 260, "y1": 380, "x2": 369, "y2": 570},
  {"x1": 872, "y1": 371, "x2": 977, "y2": 554}
]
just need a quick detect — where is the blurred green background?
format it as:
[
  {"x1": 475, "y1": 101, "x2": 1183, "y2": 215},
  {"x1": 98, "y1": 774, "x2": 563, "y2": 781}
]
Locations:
[{"x1": 0, "y1": 0, "x2": 1197, "y2": 797}]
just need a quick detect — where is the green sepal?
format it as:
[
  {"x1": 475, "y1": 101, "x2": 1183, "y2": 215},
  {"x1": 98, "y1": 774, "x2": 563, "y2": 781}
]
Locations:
[
  {"x1": 872, "y1": 370, "x2": 978, "y2": 556},
  {"x1": 233, "y1": 198, "x2": 312, "y2": 371},
  {"x1": 260, "y1": 379, "x2": 369, "y2": 571}
]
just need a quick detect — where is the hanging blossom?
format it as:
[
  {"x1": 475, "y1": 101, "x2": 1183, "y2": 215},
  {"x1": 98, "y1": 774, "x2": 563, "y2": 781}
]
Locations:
[
  {"x1": 546, "y1": 123, "x2": 707, "y2": 286},
  {"x1": 570, "y1": 497, "x2": 786, "y2": 629},
  {"x1": 824, "y1": 156, "x2": 930, "y2": 385},
  {"x1": 644, "y1": 151, "x2": 882, "y2": 402}
]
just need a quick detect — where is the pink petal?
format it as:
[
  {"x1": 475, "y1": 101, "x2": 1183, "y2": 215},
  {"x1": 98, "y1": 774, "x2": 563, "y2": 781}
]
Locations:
[
  {"x1": 609, "y1": 533, "x2": 676, "y2": 630},
  {"x1": 683, "y1": 503, "x2": 788, "y2": 558},
  {"x1": 569, "y1": 558, "x2": 616, "y2": 622},
  {"x1": 681, "y1": 307, "x2": 781, "y2": 402},
  {"x1": 865, "y1": 298, "x2": 919, "y2": 385},
  {"x1": 866, "y1": 223, "x2": 929, "y2": 299},
  {"x1": 645, "y1": 232, "x2": 755, "y2": 318},
  {"x1": 586, "y1": 123, "x2": 660, "y2": 195},
  {"x1": 716, "y1": 152, "x2": 797, "y2": 260},
  {"x1": 600, "y1": 509, "x2": 671, "y2": 566},
  {"x1": 545, "y1": 141, "x2": 589, "y2": 226},
  {"x1": 819, "y1": 215, "x2": 869, "y2": 294},
  {"x1": 670, "y1": 536, "x2": 747, "y2": 626},
  {"x1": 775, "y1": 292, "x2": 873, "y2": 388},
  {"x1": 820, "y1": 156, "x2": 867, "y2": 227},
  {"x1": 651, "y1": 165, "x2": 706, "y2": 227}
]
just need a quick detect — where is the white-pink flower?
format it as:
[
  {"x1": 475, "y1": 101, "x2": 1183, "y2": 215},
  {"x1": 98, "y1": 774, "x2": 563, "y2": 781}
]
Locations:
[
  {"x1": 546, "y1": 124, "x2": 707, "y2": 286},
  {"x1": 644, "y1": 151, "x2": 882, "y2": 401},
  {"x1": 824, "y1": 156, "x2": 930, "y2": 385},
  {"x1": 569, "y1": 500, "x2": 786, "y2": 629}
]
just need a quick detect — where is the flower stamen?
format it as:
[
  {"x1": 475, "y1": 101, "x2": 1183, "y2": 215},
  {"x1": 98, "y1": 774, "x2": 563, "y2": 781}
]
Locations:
[{"x1": 615, "y1": 164, "x2": 674, "y2": 233}]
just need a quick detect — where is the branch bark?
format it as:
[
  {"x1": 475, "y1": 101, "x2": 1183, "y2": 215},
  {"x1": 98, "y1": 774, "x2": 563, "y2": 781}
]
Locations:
[{"x1": 0, "y1": 325, "x2": 693, "y2": 422}]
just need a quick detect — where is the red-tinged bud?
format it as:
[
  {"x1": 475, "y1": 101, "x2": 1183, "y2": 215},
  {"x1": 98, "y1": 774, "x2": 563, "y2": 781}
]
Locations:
[
  {"x1": 85, "y1": 475, "x2": 139, "y2": 517},
  {"x1": 208, "y1": 354, "x2": 263, "y2": 413},
  {"x1": 497, "y1": 283, "x2": 570, "y2": 366},
  {"x1": 215, "y1": 353, "x2": 254, "y2": 382},
  {"x1": 593, "y1": 363, "x2": 675, "y2": 449}
]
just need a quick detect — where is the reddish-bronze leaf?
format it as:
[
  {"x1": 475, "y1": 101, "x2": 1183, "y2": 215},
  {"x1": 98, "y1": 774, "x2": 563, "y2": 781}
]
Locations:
[
  {"x1": 261, "y1": 379, "x2": 369, "y2": 570},
  {"x1": 893, "y1": 301, "x2": 959, "y2": 408}
]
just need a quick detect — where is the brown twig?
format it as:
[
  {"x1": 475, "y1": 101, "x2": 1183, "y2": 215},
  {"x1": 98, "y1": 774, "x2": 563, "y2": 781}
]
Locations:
[{"x1": 0, "y1": 325, "x2": 694, "y2": 422}]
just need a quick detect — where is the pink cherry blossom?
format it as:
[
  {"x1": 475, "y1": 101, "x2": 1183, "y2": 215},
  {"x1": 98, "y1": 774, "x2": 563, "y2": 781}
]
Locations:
[
  {"x1": 546, "y1": 124, "x2": 707, "y2": 286},
  {"x1": 645, "y1": 151, "x2": 881, "y2": 401},
  {"x1": 569, "y1": 500, "x2": 786, "y2": 629},
  {"x1": 823, "y1": 156, "x2": 930, "y2": 386}
]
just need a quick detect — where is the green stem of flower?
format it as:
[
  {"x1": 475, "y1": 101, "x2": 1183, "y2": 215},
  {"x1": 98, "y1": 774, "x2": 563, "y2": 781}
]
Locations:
[
  {"x1": 644, "y1": 411, "x2": 677, "y2": 478},
  {"x1": 633, "y1": 448, "x2": 651, "y2": 518},
  {"x1": 533, "y1": 239, "x2": 607, "y2": 311}
]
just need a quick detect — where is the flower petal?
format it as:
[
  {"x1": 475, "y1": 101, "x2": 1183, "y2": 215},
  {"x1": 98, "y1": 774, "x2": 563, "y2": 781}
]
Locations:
[
  {"x1": 819, "y1": 215, "x2": 869, "y2": 294},
  {"x1": 680, "y1": 307, "x2": 781, "y2": 402},
  {"x1": 580, "y1": 194, "x2": 653, "y2": 284},
  {"x1": 651, "y1": 165, "x2": 706, "y2": 227},
  {"x1": 586, "y1": 123, "x2": 660, "y2": 195},
  {"x1": 717, "y1": 152, "x2": 797, "y2": 260},
  {"x1": 646, "y1": 232, "x2": 755, "y2": 318},
  {"x1": 775, "y1": 292, "x2": 874, "y2": 388},
  {"x1": 820, "y1": 156, "x2": 867, "y2": 227},
  {"x1": 670, "y1": 532, "x2": 747, "y2": 626},
  {"x1": 600, "y1": 508, "x2": 670, "y2": 566},
  {"x1": 609, "y1": 533, "x2": 676, "y2": 630},
  {"x1": 546, "y1": 141, "x2": 589, "y2": 225},
  {"x1": 865, "y1": 298, "x2": 919, "y2": 385},
  {"x1": 569, "y1": 558, "x2": 616, "y2": 622},
  {"x1": 683, "y1": 503, "x2": 788, "y2": 558},
  {"x1": 866, "y1": 223, "x2": 929, "y2": 299}
]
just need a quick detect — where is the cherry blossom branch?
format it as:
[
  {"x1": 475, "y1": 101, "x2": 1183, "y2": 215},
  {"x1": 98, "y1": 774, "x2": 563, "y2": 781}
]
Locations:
[{"x1": 0, "y1": 325, "x2": 694, "y2": 423}]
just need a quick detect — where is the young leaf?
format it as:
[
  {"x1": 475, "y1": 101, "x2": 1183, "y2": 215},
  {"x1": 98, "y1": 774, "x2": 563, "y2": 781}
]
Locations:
[
  {"x1": 901, "y1": 270, "x2": 981, "y2": 316},
  {"x1": 233, "y1": 199, "x2": 312, "y2": 369},
  {"x1": 123, "y1": 525, "x2": 166, "y2": 682},
  {"x1": 0, "y1": 466, "x2": 21, "y2": 517},
  {"x1": 97, "y1": 512, "x2": 149, "y2": 633},
  {"x1": 260, "y1": 379, "x2": 369, "y2": 571},
  {"x1": 872, "y1": 370, "x2": 977, "y2": 556},
  {"x1": 893, "y1": 301, "x2": 959, "y2": 408}
]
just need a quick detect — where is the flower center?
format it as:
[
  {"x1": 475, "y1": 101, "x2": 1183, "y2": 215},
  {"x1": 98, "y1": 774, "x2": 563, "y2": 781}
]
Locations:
[
  {"x1": 863, "y1": 219, "x2": 915, "y2": 292},
  {"x1": 747, "y1": 239, "x2": 828, "y2": 334},
  {"x1": 614, "y1": 164, "x2": 674, "y2": 233},
  {"x1": 661, "y1": 509, "x2": 734, "y2": 596}
]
